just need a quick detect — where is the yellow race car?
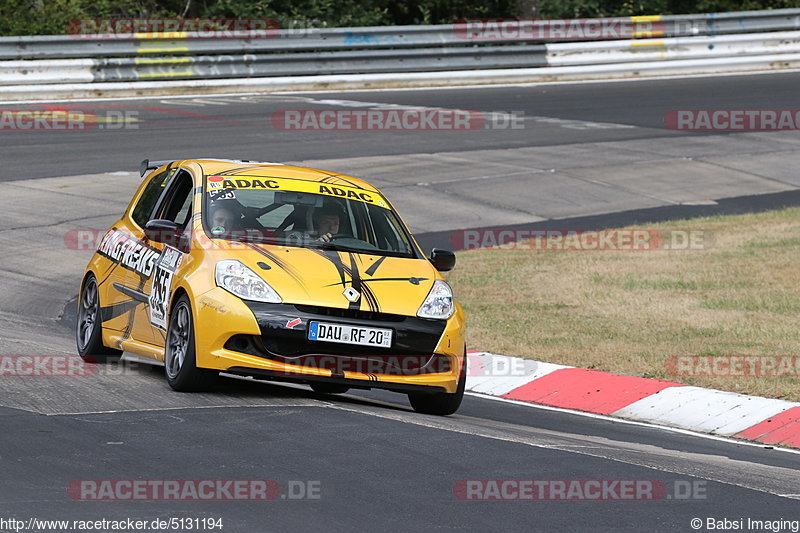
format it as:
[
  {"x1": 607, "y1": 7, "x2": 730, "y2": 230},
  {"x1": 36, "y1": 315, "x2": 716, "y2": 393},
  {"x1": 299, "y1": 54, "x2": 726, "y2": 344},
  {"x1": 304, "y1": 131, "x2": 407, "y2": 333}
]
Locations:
[{"x1": 77, "y1": 159, "x2": 467, "y2": 415}]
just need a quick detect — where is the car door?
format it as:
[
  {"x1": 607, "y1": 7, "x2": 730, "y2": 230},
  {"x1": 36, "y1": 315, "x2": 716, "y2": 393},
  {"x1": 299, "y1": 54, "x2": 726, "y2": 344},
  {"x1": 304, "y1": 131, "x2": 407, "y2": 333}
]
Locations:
[
  {"x1": 98, "y1": 167, "x2": 173, "y2": 340},
  {"x1": 130, "y1": 169, "x2": 195, "y2": 348}
]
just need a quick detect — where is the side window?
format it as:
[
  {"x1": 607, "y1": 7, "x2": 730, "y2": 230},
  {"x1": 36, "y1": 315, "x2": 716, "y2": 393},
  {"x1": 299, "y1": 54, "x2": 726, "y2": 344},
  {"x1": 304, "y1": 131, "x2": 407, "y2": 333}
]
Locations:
[
  {"x1": 154, "y1": 171, "x2": 194, "y2": 229},
  {"x1": 171, "y1": 189, "x2": 193, "y2": 228},
  {"x1": 131, "y1": 170, "x2": 171, "y2": 228}
]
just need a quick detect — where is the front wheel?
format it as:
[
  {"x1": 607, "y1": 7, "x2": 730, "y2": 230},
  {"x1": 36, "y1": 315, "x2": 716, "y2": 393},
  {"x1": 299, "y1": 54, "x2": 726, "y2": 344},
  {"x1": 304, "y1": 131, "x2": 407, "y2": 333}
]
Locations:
[
  {"x1": 76, "y1": 274, "x2": 121, "y2": 363},
  {"x1": 165, "y1": 295, "x2": 218, "y2": 392},
  {"x1": 408, "y1": 353, "x2": 466, "y2": 416}
]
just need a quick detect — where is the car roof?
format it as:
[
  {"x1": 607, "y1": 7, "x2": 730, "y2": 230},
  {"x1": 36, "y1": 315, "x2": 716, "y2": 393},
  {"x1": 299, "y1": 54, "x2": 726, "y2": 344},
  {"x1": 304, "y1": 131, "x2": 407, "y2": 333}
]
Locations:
[{"x1": 186, "y1": 159, "x2": 380, "y2": 193}]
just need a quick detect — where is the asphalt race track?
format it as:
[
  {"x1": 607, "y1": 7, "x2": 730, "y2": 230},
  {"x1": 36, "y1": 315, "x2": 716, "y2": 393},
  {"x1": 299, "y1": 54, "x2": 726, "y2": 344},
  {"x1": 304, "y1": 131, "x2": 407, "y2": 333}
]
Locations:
[{"x1": 1, "y1": 72, "x2": 799, "y2": 532}]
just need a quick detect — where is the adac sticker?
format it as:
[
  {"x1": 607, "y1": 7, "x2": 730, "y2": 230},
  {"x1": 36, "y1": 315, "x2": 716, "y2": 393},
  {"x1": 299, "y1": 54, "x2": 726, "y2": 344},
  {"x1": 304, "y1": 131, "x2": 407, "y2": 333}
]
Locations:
[{"x1": 205, "y1": 176, "x2": 389, "y2": 208}]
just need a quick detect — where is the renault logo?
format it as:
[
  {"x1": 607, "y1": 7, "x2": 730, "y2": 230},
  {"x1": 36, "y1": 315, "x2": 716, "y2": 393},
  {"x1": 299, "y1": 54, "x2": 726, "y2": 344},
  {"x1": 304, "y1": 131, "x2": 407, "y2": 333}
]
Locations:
[{"x1": 343, "y1": 287, "x2": 361, "y2": 303}]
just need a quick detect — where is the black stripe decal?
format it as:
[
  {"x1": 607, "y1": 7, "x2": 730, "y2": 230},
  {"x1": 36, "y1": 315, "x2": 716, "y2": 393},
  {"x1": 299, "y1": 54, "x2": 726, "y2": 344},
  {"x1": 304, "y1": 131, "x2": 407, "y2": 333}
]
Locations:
[
  {"x1": 348, "y1": 253, "x2": 381, "y2": 312},
  {"x1": 321, "y1": 249, "x2": 349, "y2": 288},
  {"x1": 365, "y1": 256, "x2": 386, "y2": 276},
  {"x1": 100, "y1": 299, "x2": 137, "y2": 323},
  {"x1": 96, "y1": 261, "x2": 119, "y2": 288},
  {"x1": 347, "y1": 253, "x2": 363, "y2": 311},
  {"x1": 324, "y1": 277, "x2": 428, "y2": 286},
  {"x1": 309, "y1": 249, "x2": 382, "y2": 311},
  {"x1": 245, "y1": 244, "x2": 307, "y2": 290},
  {"x1": 228, "y1": 166, "x2": 268, "y2": 175},
  {"x1": 113, "y1": 283, "x2": 149, "y2": 303},
  {"x1": 329, "y1": 174, "x2": 364, "y2": 189},
  {"x1": 205, "y1": 172, "x2": 375, "y2": 193}
]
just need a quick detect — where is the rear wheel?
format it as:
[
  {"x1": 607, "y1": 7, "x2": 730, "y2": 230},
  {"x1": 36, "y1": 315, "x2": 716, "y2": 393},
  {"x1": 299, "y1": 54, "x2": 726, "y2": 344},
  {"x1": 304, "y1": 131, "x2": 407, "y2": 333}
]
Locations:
[
  {"x1": 310, "y1": 382, "x2": 350, "y2": 395},
  {"x1": 408, "y1": 353, "x2": 466, "y2": 416},
  {"x1": 165, "y1": 295, "x2": 218, "y2": 392},
  {"x1": 76, "y1": 274, "x2": 121, "y2": 363}
]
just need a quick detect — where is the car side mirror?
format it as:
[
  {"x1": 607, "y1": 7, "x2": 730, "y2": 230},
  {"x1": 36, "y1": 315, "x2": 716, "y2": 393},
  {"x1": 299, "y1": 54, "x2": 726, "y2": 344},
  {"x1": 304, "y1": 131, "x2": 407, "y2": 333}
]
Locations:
[
  {"x1": 429, "y1": 248, "x2": 456, "y2": 272},
  {"x1": 144, "y1": 219, "x2": 180, "y2": 244}
]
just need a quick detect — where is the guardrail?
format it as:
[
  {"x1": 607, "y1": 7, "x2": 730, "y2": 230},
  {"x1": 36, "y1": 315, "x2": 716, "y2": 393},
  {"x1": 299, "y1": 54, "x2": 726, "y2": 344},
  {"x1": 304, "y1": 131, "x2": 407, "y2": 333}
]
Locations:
[{"x1": 0, "y1": 9, "x2": 799, "y2": 100}]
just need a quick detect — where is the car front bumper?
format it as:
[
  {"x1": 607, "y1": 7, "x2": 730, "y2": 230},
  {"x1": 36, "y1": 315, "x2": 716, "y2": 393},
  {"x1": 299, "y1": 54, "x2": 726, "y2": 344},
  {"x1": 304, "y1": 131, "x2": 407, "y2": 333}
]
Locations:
[{"x1": 193, "y1": 288, "x2": 466, "y2": 394}]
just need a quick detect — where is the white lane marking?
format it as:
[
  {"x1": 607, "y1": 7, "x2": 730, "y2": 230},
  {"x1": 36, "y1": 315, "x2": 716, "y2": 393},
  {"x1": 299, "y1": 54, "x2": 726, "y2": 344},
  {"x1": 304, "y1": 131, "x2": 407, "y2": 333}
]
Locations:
[
  {"x1": 465, "y1": 392, "x2": 800, "y2": 456},
  {"x1": 528, "y1": 115, "x2": 635, "y2": 130},
  {"x1": 299, "y1": 97, "x2": 517, "y2": 123},
  {"x1": 327, "y1": 398, "x2": 800, "y2": 500},
  {"x1": 292, "y1": 98, "x2": 637, "y2": 130},
  {"x1": 416, "y1": 170, "x2": 542, "y2": 187},
  {"x1": 183, "y1": 98, "x2": 236, "y2": 105},
  {"x1": 273, "y1": 67, "x2": 800, "y2": 94},
  {"x1": 3, "y1": 68, "x2": 800, "y2": 106},
  {"x1": 45, "y1": 403, "x2": 322, "y2": 416},
  {"x1": 0, "y1": 93, "x2": 313, "y2": 106},
  {"x1": 0, "y1": 91, "x2": 639, "y2": 130},
  {"x1": 36, "y1": 374, "x2": 800, "y2": 497},
  {"x1": 30, "y1": 384, "x2": 800, "y2": 457}
]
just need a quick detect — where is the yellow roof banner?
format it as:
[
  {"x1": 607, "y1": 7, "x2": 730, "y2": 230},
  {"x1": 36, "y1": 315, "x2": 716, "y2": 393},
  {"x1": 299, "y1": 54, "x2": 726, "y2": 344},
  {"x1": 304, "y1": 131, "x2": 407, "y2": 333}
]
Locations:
[{"x1": 206, "y1": 175, "x2": 389, "y2": 208}]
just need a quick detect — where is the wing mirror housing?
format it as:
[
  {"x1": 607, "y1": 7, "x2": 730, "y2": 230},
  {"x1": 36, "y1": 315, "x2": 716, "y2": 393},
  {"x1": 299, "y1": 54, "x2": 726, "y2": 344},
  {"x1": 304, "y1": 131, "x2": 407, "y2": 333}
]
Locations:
[
  {"x1": 429, "y1": 248, "x2": 456, "y2": 272},
  {"x1": 144, "y1": 219, "x2": 181, "y2": 245}
]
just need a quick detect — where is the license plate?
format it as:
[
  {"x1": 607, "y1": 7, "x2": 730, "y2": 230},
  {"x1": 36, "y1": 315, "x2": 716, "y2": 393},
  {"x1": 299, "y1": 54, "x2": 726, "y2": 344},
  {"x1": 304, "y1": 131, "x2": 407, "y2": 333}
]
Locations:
[{"x1": 308, "y1": 321, "x2": 393, "y2": 348}]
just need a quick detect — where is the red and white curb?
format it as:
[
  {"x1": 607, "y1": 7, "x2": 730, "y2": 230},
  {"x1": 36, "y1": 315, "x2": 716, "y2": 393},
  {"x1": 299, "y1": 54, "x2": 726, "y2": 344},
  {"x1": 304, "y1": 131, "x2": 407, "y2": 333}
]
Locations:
[{"x1": 466, "y1": 351, "x2": 800, "y2": 449}]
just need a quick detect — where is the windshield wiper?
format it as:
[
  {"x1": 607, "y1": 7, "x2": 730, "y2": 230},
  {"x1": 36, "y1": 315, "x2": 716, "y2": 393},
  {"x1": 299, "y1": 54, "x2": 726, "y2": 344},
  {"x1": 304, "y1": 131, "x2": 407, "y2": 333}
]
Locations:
[{"x1": 314, "y1": 241, "x2": 366, "y2": 253}]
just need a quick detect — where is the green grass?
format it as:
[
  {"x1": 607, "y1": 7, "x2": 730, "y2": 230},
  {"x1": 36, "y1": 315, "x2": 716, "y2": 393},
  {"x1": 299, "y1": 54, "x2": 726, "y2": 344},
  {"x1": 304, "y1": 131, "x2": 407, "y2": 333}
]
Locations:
[{"x1": 448, "y1": 207, "x2": 800, "y2": 401}]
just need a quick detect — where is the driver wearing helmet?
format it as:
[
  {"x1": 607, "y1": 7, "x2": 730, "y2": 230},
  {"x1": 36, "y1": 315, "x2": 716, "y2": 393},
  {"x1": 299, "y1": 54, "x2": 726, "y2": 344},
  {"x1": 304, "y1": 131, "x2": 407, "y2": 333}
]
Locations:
[{"x1": 208, "y1": 200, "x2": 241, "y2": 235}]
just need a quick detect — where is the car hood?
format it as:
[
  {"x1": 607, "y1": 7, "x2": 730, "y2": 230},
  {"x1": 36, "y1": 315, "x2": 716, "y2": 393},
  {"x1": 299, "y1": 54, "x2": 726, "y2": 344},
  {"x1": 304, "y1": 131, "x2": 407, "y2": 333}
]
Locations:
[{"x1": 216, "y1": 243, "x2": 440, "y2": 316}]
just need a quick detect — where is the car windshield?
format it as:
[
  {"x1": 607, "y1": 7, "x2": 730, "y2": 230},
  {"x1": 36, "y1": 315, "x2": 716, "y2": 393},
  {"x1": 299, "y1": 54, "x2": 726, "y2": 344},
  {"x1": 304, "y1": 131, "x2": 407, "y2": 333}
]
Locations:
[{"x1": 204, "y1": 176, "x2": 417, "y2": 257}]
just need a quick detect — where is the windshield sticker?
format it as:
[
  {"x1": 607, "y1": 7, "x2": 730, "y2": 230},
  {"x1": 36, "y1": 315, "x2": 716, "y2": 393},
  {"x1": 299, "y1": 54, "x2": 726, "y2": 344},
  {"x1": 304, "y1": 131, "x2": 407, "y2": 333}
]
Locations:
[
  {"x1": 205, "y1": 175, "x2": 388, "y2": 208},
  {"x1": 209, "y1": 189, "x2": 236, "y2": 201}
]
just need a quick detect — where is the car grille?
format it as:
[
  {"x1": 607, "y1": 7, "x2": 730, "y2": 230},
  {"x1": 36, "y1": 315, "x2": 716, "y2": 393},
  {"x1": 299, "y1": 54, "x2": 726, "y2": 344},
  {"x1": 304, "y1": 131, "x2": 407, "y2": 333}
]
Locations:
[
  {"x1": 293, "y1": 304, "x2": 405, "y2": 322},
  {"x1": 224, "y1": 334, "x2": 451, "y2": 376}
]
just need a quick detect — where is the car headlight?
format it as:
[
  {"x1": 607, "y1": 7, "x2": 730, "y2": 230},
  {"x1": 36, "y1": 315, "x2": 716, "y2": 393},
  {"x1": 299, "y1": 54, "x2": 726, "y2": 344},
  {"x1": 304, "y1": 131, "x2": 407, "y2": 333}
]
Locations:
[
  {"x1": 417, "y1": 279, "x2": 454, "y2": 319},
  {"x1": 215, "y1": 259, "x2": 282, "y2": 303}
]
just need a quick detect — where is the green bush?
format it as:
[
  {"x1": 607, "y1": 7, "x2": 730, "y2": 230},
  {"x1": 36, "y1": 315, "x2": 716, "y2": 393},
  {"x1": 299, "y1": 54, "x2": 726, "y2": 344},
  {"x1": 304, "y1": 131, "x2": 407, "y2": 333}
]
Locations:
[{"x1": 2, "y1": 0, "x2": 800, "y2": 36}]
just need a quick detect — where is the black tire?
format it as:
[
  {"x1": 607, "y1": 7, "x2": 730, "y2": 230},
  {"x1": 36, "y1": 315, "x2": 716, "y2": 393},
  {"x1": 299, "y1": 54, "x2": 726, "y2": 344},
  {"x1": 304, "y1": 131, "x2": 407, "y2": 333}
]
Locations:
[
  {"x1": 408, "y1": 353, "x2": 467, "y2": 416},
  {"x1": 309, "y1": 382, "x2": 350, "y2": 395},
  {"x1": 164, "y1": 295, "x2": 218, "y2": 392},
  {"x1": 76, "y1": 274, "x2": 122, "y2": 363}
]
